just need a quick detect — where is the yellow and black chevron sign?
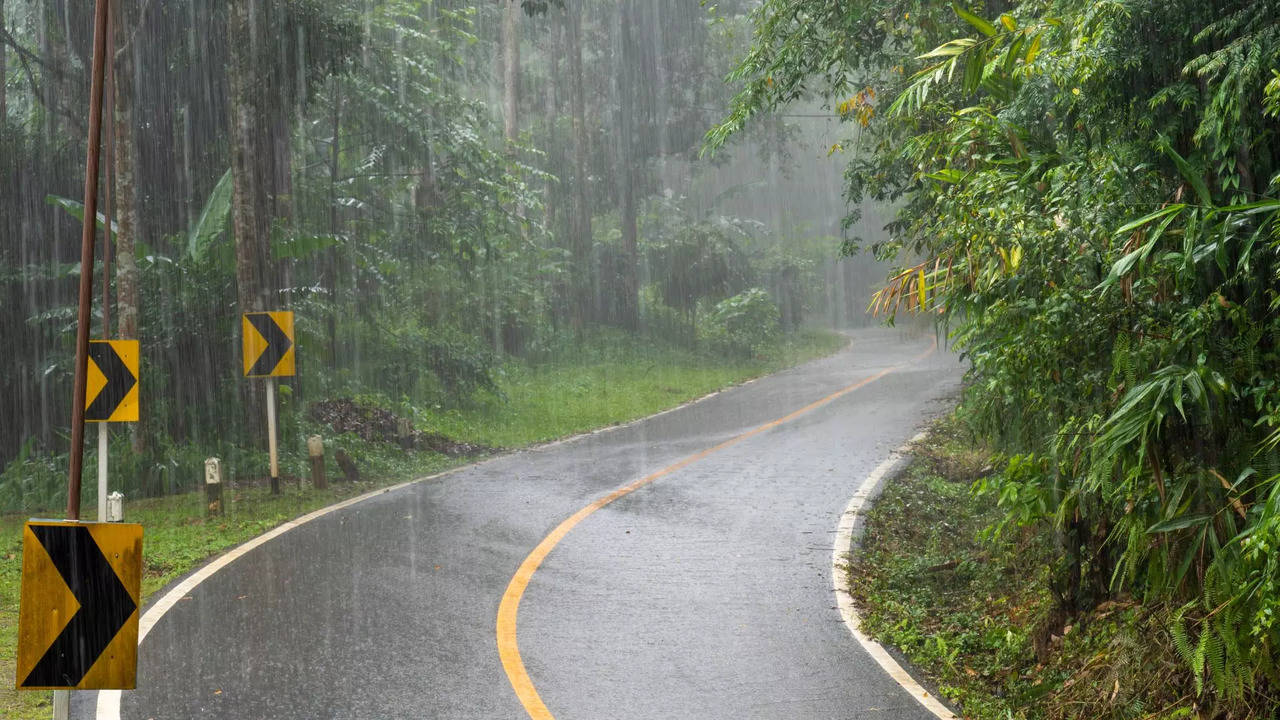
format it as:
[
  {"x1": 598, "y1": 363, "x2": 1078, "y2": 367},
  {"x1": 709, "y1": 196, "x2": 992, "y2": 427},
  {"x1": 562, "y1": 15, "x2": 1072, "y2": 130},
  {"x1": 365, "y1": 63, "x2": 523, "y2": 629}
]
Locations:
[
  {"x1": 242, "y1": 311, "x2": 296, "y2": 377},
  {"x1": 16, "y1": 521, "x2": 142, "y2": 690},
  {"x1": 86, "y1": 340, "x2": 139, "y2": 423}
]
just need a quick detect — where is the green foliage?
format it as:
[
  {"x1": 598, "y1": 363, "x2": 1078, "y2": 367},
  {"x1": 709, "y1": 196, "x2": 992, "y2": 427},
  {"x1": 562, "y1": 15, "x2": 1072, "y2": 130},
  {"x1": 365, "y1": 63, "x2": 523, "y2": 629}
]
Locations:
[
  {"x1": 641, "y1": 210, "x2": 754, "y2": 314},
  {"x1": 187, "y1": 169, "x2": 234, "y2": 262},
  {"x1": 44, "y1": 195, "x2": 118, "y2": 237},
  {"x1": 851, "y1": 423, "x2": 1054, "y2": 718},
  {"x1": 717, "y1": 0, "x2": 1280, "y2": 709},
  {"x1": 699, "y1": 288, "x2": 781, "y2": 358}
]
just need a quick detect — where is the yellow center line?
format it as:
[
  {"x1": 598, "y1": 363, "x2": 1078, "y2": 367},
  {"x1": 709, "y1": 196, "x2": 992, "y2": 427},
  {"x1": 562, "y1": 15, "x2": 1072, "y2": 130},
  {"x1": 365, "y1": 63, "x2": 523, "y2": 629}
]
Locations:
[{"x1": 496, "y1": 340, "x2": 939, "y2": 719}]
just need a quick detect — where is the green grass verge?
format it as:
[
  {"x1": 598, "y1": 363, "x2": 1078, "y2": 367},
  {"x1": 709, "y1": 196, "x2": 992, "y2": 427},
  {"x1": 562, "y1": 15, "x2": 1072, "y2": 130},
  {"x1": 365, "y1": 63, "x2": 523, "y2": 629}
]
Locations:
[
  {"x1": 0, "y1": 328, "x2": 845, "y2": 718},
  {"x1": 847, "y1": 416, "x2": 1212, "y2": 719}
]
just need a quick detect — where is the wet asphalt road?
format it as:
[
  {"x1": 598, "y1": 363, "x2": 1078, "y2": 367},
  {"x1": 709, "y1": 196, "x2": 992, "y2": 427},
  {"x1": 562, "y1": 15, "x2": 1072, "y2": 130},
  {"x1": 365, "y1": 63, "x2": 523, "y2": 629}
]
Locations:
[{"x1": 97, "y1": 327, "x2": 962, "y2": 719}]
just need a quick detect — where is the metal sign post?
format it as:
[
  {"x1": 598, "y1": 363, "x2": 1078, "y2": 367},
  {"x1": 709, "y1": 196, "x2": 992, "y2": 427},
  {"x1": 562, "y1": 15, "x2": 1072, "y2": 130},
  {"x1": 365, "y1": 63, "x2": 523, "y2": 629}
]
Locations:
[
  {"x1": 266, "y1": 378, "x2": 279, "y2": 494},
  {"x1": 98, "y1": 425, "x2": 108, "y2": 520},
  {"x1": 86, "y1": 339, "x2": 140, "y2": 521},
  {"x1": 45, "y1": 0, "x2": 122, "y2": 715}
]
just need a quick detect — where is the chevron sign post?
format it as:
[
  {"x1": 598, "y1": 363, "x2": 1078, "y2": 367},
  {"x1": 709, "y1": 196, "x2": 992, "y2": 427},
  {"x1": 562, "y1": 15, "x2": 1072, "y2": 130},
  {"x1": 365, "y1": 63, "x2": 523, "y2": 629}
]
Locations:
[
  {"x1": 86, "y1": 340, "x2": 139, "y2": 523},
  {"x1": 242, "y1": 312, "x2": 296, "y2": 494}
]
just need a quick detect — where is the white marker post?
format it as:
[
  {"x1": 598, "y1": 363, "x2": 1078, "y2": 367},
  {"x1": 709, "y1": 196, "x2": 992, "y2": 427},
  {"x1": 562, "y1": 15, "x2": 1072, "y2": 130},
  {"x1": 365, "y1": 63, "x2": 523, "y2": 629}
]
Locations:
[
  {"x1": 266, "y1": 378, "x2": 279, "y2": 494},
  {"x1": 97, "y1": 424, "x2": 108, "y2": 520},
  {"x1": 107, "y1": 491, "x2": 124, "y2": 522}
]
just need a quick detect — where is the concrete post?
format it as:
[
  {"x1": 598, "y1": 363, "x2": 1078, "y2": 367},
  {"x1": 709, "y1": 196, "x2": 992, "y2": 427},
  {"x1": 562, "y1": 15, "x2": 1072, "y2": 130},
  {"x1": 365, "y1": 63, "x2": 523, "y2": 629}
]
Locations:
[
  {"x1": 307, "y1": 435, "x2": 326, "y2": 490},
  {"x1": 205, "y1": 457, "x2": 223, "y2": 516},
  {"x1": 106, "y1": 492, "x2": 124, "y2": 522},
  {"x1": 397, "y1": 418, "x2": 414, "y2": 450}
]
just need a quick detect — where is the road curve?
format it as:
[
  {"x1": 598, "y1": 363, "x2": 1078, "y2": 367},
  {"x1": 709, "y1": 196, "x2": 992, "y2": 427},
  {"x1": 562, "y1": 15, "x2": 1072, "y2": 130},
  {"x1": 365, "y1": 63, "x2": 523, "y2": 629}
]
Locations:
[{"x1": 94, "y1": 327, "x2": 962, "y2": 719}]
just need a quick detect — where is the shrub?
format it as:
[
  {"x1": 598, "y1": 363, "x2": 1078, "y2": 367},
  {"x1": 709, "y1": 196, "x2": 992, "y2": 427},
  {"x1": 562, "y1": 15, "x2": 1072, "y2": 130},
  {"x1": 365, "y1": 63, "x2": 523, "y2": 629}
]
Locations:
[{"x1": 699, "y1": 288, "x2": 781, "y2": 358}]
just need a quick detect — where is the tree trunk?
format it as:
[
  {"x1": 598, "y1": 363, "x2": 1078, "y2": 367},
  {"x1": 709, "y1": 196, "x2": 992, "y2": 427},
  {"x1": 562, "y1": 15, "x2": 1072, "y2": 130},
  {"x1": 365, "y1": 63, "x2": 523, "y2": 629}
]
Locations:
[
  {"x1": 227, "y1": 0, "x2": 269, "y2": 446},
  {"x1": 228, "y1": 0, "x2": 264, "y2": 315},
  {"x1": 0, "y1": 0, "x2": 7, "y2": 123},
  {"x1": 502, "y1": 0, "x2": 520, "y2": 146},
  {"x1": 542, "y1": 20, "x2": 559, "y2": 233},
  {"x1": 615, "y1": 0, "x2": 639, "y2": 331},
  {"x1": 39, "y1": 0, "x2": 54, "y2": 140},
  {"x1": 113, "y1": 0, "x2": 143, "y2": 453},
  {"x1": 327, "y1": 73, "x2": 342, "y2": 369},
  {"x1": 565, "y1": 1, "x2": 591, "y2": 331}
]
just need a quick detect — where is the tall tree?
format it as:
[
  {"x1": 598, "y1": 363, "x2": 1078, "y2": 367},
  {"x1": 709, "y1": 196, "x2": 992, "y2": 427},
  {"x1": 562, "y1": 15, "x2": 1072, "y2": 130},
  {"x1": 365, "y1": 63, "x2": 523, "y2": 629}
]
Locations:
[
  {"x1": 614, "y1": 0, "x2": 638, "y2": 330},
  {"x1": 226, "y1": 0, "x2": 268, "y2": 315},
  {"x1": 0, "y1": 0, "x2": 7, "y2": 122},
  {"x1": 502, "y1": 0, "x2": 520, "y2": 146},
  {"x1": 112, "y1": 0, "x2": 143, "y2": 452},
  {"x1": 112, "y1": 0, "x2": 139, "y2": 342},
  {"x1": 541, "y1": 18, "x2": 560, "y2": 233},
  {"x1": 563, "y1": 0, "x2": 591, "y2": 330}
]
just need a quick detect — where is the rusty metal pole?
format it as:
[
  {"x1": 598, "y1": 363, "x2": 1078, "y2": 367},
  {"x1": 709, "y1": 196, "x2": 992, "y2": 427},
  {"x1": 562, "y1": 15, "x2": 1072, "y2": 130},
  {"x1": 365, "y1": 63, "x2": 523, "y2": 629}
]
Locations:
[{"x1": 67, "y1": 0, "x2": 113, "y2": 521}]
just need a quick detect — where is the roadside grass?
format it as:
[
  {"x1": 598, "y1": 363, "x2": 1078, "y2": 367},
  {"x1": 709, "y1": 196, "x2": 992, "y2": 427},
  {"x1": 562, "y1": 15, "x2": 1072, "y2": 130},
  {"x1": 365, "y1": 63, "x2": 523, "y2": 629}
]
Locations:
[
  {"x1": 427, "y1": 328, "x2": 847, "y2": 447},
  {"x1": 847, "y1": 417, "x2": 1206, "y2": 719},
  {"x1": 0, "y1": 327, "x2": 844, "y2": 719}
]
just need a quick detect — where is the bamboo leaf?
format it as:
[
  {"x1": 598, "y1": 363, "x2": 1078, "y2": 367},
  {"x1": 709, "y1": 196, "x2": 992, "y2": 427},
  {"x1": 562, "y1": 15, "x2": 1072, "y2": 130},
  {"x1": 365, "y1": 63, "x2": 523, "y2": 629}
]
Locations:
[
  {"x1": 1149, "y1": 514, "x2": 1212, "y2": 533},
  {"x1": 963, "y1": 45, "x2": 986, "y2": 94},
  {"x1": 953, "y1": 3, "x2": 997, "y2": 36},
  {"x1": 925, "y1": 168, "x2": 967, "y2": 183},
  {"x1": 1114, "y1": 204, "x2": 1185, "y2": 236},
  {"x1": 1157, "y1": 138, "x2": 1211, "y2": 206},
  {"x1": 918, "y1": 38, "x2": 977, "y2": 59}
]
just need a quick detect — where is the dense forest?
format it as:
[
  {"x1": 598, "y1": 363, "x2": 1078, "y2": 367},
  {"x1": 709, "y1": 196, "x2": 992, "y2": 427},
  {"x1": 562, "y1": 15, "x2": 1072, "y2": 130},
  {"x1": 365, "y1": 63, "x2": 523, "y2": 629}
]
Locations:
[
  {"x1": 0, "y1": 1, "x2": 888, "y2": 510},
  {"x1": 713, "y1": 0, "x2": 1280, "y2": 713},
  {"x1": 18, "y1": 0, "x2": 1280, "y2": 714}
]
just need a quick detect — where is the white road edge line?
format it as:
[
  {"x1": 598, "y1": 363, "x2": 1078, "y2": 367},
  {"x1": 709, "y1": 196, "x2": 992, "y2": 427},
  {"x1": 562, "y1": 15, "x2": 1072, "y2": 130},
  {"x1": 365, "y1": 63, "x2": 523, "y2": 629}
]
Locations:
[
  {"x1": 92, "y1": 471, "x2": 445, "y2": 720},
  {"x1": 93, "y1": 384, "x2": 755, "y2": 720},
  {"x1": 96, "y1": 338, "x2": 865, "y2": 720},
  {"x1": 832, "y1": 431, "x2": 959, "y2": 720}
]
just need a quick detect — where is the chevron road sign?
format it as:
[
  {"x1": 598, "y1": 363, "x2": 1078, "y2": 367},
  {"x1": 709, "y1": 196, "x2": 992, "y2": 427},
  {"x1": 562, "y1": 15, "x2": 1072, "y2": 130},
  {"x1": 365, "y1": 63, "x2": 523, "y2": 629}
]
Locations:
[
  {"x1": 242, "y1": 311, "x2": 296, "y2": 377},
  {"x1": 85, "y1": 340, "x2": 139, "y2": 423},
  {"x1": 15, "y1": 521, "x2": 143, "y2": 690}
]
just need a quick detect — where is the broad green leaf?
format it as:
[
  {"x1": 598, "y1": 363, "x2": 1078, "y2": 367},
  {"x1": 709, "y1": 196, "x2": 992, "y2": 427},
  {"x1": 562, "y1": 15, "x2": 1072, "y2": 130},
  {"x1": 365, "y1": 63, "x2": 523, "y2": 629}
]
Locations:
[
  {"x1": 187, "y1": 169, "x2": 234, "y2": 261},
  {"x1": 999, "y1": 13, "x2": 1017, "y2": 31},
  {"x1": 1004, "y1": 36, "x2": 1025, "y2": 74},
  {"x1": 1024, "y1": 33, "x2": 1043, "y2": 64},
  {"x1": 45, "y1": 195, "x2": 118, "y2": 236}
]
